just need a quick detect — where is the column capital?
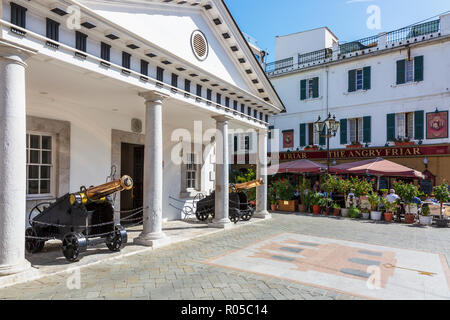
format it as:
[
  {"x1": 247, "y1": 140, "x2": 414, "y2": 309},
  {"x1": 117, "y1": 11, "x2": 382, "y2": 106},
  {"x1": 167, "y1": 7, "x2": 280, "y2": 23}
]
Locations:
[
  {"x1": 139, "y1": 90, "x2": 169, "y2": 103},
  {"x1": 212, "y1": 115, "x2": 233, "y2": 123},
  {"x1": 0, "y1": 39, "x2": 37, "y2": 67}
]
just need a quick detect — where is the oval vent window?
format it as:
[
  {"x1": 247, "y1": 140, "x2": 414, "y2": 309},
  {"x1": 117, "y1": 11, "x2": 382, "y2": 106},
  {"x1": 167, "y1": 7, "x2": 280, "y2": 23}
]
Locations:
[{"x1": 191, "y1": 30, "x2": 209, "y2": 61}]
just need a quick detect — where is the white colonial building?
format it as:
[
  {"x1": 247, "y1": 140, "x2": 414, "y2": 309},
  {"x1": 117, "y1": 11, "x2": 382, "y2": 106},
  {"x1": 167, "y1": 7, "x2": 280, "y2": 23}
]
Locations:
[
  {"x1": 0, "y1": 0, "x2": 284, "y2": 276},
  {"x1": 265, "y1": 13, "x2": 450, "y2": 184}
]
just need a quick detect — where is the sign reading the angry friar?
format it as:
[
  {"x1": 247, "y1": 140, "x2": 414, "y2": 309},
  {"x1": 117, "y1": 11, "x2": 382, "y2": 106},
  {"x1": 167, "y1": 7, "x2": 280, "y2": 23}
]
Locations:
[{"x1": 427, "y1": 111, "x2": 448, "y2": 139}]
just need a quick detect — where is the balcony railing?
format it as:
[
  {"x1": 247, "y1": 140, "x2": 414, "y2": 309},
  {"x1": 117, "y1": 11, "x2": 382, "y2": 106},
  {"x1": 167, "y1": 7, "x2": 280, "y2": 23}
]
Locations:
[
  {"x1": 265, "y1": 57, "x2": 293, "y2": 73},
  {"x1": 386, "y1": 19, "x2": 440, "y2": 43},
  {"x1": 339, "y1": 35, "x2": 379, "y2": 55},
  {"x1": 298, "y1": 48, "x2": 332, "y2": 65}
]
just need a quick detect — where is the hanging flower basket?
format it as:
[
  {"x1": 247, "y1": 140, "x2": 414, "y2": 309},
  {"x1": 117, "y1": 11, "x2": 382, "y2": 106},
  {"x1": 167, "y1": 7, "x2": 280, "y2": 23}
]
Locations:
[
  {"x1": 394, "y1": 141, "x2": 415, "y2": 146},
  {"x1": 304, "y1": 145, "x2": 319, "y2": 151},
  {"x1": 346, "y1": 143, "x2": 362, "y2": 149}
]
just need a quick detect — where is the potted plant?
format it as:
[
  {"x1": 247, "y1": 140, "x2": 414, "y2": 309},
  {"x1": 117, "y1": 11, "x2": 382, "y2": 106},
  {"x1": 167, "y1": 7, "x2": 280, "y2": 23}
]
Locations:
[
  {"x1": 303, "y1": 190, "x2": 314, "y2": 213},
  {"x1": 268, "y1": 184, "x2": 278, "y2": 211},
  {"x1": 332, "y1": 202, "x2": 341, "y2": 216},
  {"x1": 311, "y1": 193, "x2": 322, "y2": 215},
  {"x1": 394, "y1": 137, "x2": 415, "y2": 146},
  {"x1": 336, "y1": 178, "x2": 351, "y2": 216},
  {"x1": 346, "y1": 141, "x2": 363, "y2": 149},
  {"x1": 319, "y1": 197, "x2": 332, "y2": 215},
  {"x1": 321, "y1": 175, "x2": 336, "y2": 213},
  {"x1": 433, "y1": 182, "x2": 449, "y2": 228},
  {"x1": 348, "y1": 206, "x2": 361, "y2": 219},
  {"x1": 381, "y1": 198, "x2": 397, "y2": 222},
  {"x1": 304, "y1": 145, "x2": 319, "y2": 151},
  {"x1": 394, "y1": 181, "x2": 419, "y2": 224},
  {"x1": 361, "y1": 208, "x2": 370, "y2": 219},
  {"x1": 273, "y1": 179, "x2": 297, "y2": 212},
  {"x1": 419, "y1": 204, "x2": 433, "y2": 226},
  {"x1": 297, "y1": 177, "x2": 310, "y2": 212},
  {"x1": 368, "y1": 192, "x2": 382, "y2": 221}
]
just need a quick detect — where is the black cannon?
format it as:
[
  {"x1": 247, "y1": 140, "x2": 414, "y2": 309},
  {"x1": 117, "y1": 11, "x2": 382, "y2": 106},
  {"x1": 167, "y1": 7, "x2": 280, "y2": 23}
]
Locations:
[
  {"x1": 25, "y1": 176, "x2": 133, "y2": 262},
  {"x1": 195, "y1": 179, "x2": 263, "y2": 223}
]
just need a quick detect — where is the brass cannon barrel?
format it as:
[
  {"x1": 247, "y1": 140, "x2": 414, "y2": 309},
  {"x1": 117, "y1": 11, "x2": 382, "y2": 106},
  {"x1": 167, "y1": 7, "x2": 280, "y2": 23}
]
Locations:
[
  {"x1": 70, "y1": 176, "x2": 133, "y2": 205},
  {"x1": 231, "y1": 178, "x2": 264, "y2": 193}
]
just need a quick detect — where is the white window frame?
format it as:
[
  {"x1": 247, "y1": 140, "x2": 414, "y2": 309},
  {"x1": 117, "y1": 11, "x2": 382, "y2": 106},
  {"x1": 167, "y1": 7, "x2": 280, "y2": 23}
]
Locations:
[
  {"x1": 396, "y1": 112, "x2": 415, "y2": 139},
  {"x1": 355, "y1": 68, "x2": 364, "y2": 91},
  {"x1": 405, "y1": 59, "x2": 414, "y2": 83},
  {"x1": 26, "y1": 131, "x2": 56, "y2": 199},
  {"x1": 348, "y1": 118, "x2": 363, "y2": 144}
]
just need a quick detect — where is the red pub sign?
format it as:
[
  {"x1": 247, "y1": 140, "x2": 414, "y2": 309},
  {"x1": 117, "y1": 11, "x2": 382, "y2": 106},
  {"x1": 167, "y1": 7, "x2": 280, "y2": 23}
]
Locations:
[{"x1": 270, "y1": 144, "x2": 450, "y2": 162}]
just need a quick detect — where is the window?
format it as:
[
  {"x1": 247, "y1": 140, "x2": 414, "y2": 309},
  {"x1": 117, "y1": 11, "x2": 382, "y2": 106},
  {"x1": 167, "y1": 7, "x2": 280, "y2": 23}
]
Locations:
[
  {"x1": 248, "y1": 107, "x2": 252, "y2": 116},
  {"x1": 233, "y1": 101, "x2": 238, "y2": 110},
  {"x1": 27, "y1": 133, "x2": 54, "y2": 196},
  {"x1": 141, "y1": 60, "x2": 149, "y2": 76},
  {"x1": 348, "y1": 118, "x2": 363, "y2": 143},
  {"x1": 101, "y1": 42, "x2": 111, "y2": 61},
  {"x1": 171, "y1": 73, "x2": 178, "y2": 87},
  {"x1": 300, "y1": 77, "x2": 319, "y2": 100},
  {"x1": 225, "y1": 97, "x2": 230, "y2": 108},
  {"x1": 75, "y1": 31, "x2": 87, "y2": 52},
  {"x1": 185, "y1": 79, "x2": 191, "y2": 93},
  {"x1": 253, "y1": 109, "x2": 258, "y2": 118},
  {"x1": 265, "y1": 114, "x2": 269, "y2": 123},
  {"x1": 397, "y1": 56, "x2": 424, "y2": 84},
  {"x1": 46, "y1": 18, "x2": 59, "y2": 42},
  {"x1": 396, "y1": 112, "x2": 414, "y2": 139},
  {"x1": 157, "y1": 67, "x2": 164, "y2": 82},
  {"x1": 216, "y1": 93, "x2": 221, "y2": 105},
  {"x1": 356, "y1": 69, "x2": 363, "y2": 90},
  {"x1": 234, "y1": 136, "x2": 238, "y2": 153},
  {"x1": 122, "y1": 52, "x2": 131, "y2": 69},
  {"x1": 241, "y1": 104, "x2": 245, "y2": 113},
  {"x1": 196, "y1": 84, "x2": 202, "y2": 97},
  {"x1": 11, "y1": 3, "x2": 27, "y2": 28},
  {"x1": 348, "y1": 67, "x2": 371, "y2": 92},
  {"x1": 185, "y1": 153, "x2": 198, "y2": 190},
  {"x1": 206, "y1": 89, "x2": 212, "y2": 102}
]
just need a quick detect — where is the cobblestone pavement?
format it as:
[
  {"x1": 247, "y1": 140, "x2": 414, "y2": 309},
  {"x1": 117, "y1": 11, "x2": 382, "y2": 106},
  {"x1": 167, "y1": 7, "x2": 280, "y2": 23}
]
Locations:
[{"x1": 0, "y1": 213, "x2": 449, "y2": 300}]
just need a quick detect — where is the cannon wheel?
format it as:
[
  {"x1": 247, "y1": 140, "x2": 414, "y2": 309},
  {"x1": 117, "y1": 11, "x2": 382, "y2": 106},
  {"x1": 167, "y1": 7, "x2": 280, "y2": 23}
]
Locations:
[
  {"x1": 196, "y1": 208, "x2": 211, "y2": 222},
  {"x1": 229, "y1": 208, "x2": 240, "y2": 224},
  {"x1": 62, "y1": 233, "x2": 87, "y2": 262},
  {"x1": 28, "y1": 202, "x2": 53, "y2": 226},
  {"x1": 106, "y1": 225, "x2": 127, "y2": 252},
  {"x1": 25, "y1": 228, "x2": 45, "y2": 254}
]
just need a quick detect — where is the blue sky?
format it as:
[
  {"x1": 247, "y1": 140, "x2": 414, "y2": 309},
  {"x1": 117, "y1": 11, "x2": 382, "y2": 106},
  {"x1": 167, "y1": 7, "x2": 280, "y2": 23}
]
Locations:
[{"x1": 224, "y1": 0, "x2": 450, "y2": 62}]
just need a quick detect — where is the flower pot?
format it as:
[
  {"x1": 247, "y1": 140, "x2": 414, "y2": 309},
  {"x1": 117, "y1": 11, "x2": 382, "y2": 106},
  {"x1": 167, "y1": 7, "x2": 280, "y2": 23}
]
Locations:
[
  {"x1": 277, "y1": 200, "x2": 298, "y2": 212},
  {"x1": 298, "y1": 204, "x2": 306, "y2": 212},
  {"x1": 404, "y1": 213, "x2": 416, "y2": 224},
  {"x1": 333, "y1": 208, "x2": 341, "y2": 216},
  {"x1": 384, "y1": 212, "x2": 394, "y2": 222},
  {"x1": 324, "y1": 207, "x2": 330, "y2": 215},
  {"x1": 313, "y1": 205, "x2": 321, "y2": 215},
  {"x1": 362, "y1": 212, "x2": 370, "y2": 220},
  {"x1": 270, "y1": 204, "x2": 277, "y2": 211},
  {"x1": 341, "y1": 208, "x2": 349, "y2": 217},
  {"x1": 370, "y1": 211, "x2": 382, "y2": 221},
  {"x1": 436, "y1": 219, "x2": 448, "y2": 228},
  {"x1": 346, "y1": 144, "x2": 362, "y2": 149},
  {"x1": 394, "y1": 141, "x2": 415, "y2": 146},
  {"x1": 419, "y1": 215, "x2": 433, "y2": 226}
]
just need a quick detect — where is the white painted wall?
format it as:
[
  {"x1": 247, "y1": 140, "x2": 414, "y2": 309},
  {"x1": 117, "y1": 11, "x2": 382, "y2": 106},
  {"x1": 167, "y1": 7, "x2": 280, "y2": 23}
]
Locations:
[{"x1": 269, "y1": 39, "x2": 450, "y2": 151}]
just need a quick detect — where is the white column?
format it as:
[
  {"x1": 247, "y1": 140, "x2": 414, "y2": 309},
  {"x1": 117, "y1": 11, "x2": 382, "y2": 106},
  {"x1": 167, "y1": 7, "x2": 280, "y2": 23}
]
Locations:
[
  {"x1": 254, "y1": 129, "x2": 271, "y2": 219},
  {"x1": 0, "y1": 40, "x2": 35, "y2": 276},
  {"x1": 209, "y1": 116, "x2": 233, "y2": 229},
  {"x1": 134, "y1": 91, "x2": 171, "y2": 247},
  {"x1": 441, "y1": 13, "x2": 450, "y2": 36}
]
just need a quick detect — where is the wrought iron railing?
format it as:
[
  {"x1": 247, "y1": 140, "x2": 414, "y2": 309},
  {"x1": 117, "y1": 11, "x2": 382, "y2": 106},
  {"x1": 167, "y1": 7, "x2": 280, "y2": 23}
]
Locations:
[
  {"x1": 339, "y1": 35, "x2": 379, "y2": 55},
  {"x1": 386, "y1": 19, "x2": 440, "y2": 43},
  {"x1": 298, "y1": 48, "x2": 332, "y2": 65},
  {"x1": 265, "y1": 57, "x2": 293, "y2": 73}
]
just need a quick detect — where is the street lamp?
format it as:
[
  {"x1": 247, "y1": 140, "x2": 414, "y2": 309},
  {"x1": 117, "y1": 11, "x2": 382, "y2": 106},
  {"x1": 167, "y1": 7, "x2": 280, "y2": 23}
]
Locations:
[{"x1": 314, "y1": 113, "x2": 340, "y2": 172}]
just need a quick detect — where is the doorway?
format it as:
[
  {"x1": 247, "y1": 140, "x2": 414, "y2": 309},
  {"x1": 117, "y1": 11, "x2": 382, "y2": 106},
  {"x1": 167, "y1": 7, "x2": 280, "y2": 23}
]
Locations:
[{"x1": 120, "y1": 143, "x2": 144, "y2": 224}]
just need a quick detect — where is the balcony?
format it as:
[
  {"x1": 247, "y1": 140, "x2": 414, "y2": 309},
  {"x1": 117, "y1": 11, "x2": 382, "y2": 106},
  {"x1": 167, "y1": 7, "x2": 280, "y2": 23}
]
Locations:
[{"x1": 265, "y1": 18, "x2": 442, "y2": 77}]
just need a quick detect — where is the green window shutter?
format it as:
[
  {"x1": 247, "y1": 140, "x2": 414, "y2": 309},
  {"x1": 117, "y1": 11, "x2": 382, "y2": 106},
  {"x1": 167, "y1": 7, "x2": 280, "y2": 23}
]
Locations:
[
  {"x1": 387, "y1": 113, "x2": 396, "y2": 141},
  {"x1": 363, "y1": 66, "x2": 371, "y2": 90},
  {"x1": 300, "y1": 80, "x2": 307, "y2": 100},
  {"x1": 414, "y1": 110, "x2": 424, "y2": 140},
  {"x1": 363, "y1": 116, "x2": 371, "y2": 143},
  {"x1": 414, "y1": 56, "x2": 424, "y2": 82},
  {"x1": 348, "y1": 70, "x2": 356, "y2": 92},
  {"x1": 319, "y1": 127, "x2": 326, "y2": 146},
  {"x1": 340, "y1": 119, "x2": 348, "y2": 145},
  {"x1": 300, "y1": 123, "x2": 306, "y2": 147},
  {"x1": 312, "y1": 77, "x2": 319, "y2": 98},
  {"x1": 396, "y1": 60, "x2": 406, "y2": 85}
]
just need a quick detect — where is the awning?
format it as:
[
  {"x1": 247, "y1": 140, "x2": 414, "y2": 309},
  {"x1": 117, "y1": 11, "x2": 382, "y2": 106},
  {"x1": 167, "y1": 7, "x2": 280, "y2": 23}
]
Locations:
[
  {"x1": 330, "y1": 157, "x2": 425, "y2": 179},
  {"x1": 267, "y1": 159, "x2": 327, "y2": 175}
]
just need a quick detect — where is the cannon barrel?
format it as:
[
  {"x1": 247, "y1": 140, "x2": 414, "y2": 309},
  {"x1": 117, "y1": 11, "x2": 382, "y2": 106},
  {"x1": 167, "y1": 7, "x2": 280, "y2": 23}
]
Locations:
[
  {"x1": 232, "y1": 178, "x2": 264, "y2": 192},
  {"x1": 69, "y1": 175, "x2": 133, "y2": 205}
]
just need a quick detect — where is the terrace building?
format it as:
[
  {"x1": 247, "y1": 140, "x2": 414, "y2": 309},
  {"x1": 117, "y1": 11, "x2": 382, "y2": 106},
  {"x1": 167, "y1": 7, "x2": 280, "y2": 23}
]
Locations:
[
  {"x1": 264, "y1": 13, "x2": 450, "y2": 190},
  {"x1": 0, "y1": 0, "x2": 284, "y2": 276}
]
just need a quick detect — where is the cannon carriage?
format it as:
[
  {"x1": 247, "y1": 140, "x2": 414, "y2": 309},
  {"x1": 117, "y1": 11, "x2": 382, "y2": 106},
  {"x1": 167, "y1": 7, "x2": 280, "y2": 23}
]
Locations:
[
  {"x1": 25, "y1": 176, "x2": 133, "y2": 262},
  {"x1": 195, "y1": 179, "x2": 263, "y2": 223}
]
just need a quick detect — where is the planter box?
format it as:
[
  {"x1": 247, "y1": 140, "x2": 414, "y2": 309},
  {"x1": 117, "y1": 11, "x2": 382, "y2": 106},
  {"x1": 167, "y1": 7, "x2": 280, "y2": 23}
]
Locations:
[
  {"x1": 419, "y1": 215, "x2": 433, "y2": 226},
  {"x1": 371, "y1": 211, "x2": 382, "y2": 221},
  {"x1": 346, "y1": 144, "x2": 362, "y2": 149},
  {"x1": 298, "y1": 204, "x2": 306, "y2": 213},
  {"x1": 278, "y1": 200, "x2": 298, "y2": 212},
  {"x1": 362, "y1": 212, "x2": 370, "y2": 220},
  {"x1": 341, "y1": 208, "x2": 349, "y2": 217},
  {"x1": 394, "y1": 141, "x2": 415, "y2": 146},
  {"x1": 304, "y1": 147, "x2": 319, "y2": 151}
]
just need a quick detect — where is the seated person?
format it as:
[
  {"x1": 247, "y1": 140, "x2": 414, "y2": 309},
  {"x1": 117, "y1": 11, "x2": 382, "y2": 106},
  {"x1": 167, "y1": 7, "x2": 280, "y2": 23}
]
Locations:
[
  {"x1": 346, "y1": 189, "x2": 358, "y2": 208},
  {"x1": 385, "y1": 189, "x2": 400, "y2": 203}
]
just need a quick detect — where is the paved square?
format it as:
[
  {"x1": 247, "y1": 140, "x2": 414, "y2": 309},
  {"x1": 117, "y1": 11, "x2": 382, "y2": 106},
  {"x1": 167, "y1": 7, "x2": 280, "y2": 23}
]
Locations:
[{"x1": 206, "y1": 233, "x2": 450, "y2": 300}]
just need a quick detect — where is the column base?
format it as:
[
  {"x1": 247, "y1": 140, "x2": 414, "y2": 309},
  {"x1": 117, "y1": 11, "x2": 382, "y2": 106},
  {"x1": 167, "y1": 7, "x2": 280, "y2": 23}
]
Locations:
[
  {"x1": 133, "y1": 232, "x2": 171, "y2": 248},
  {"x1": 254, "y1": 210, "x2": 272, "y2": 220},
  {"x1": 0, "y1": 260, "x2": 31, "y2": 277},
  {"x1": 208, "y1": 218, "x2": 233, "y2": 229}
]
